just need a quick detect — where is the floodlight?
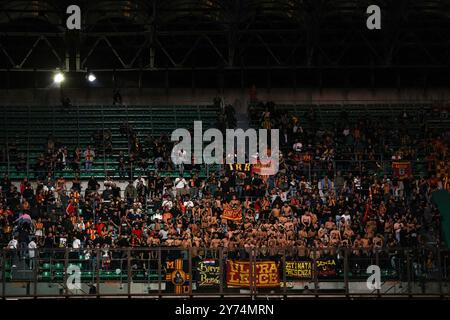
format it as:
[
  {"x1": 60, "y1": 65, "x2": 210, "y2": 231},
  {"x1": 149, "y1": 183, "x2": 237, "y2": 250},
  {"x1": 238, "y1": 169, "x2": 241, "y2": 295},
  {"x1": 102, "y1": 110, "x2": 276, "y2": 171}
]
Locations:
[
  {"x1": 87, "y1": 73, "x2": 96, "y2": 82},
  {"x1": 53, "y1": 72, "x2": 65, "y2": 84}
]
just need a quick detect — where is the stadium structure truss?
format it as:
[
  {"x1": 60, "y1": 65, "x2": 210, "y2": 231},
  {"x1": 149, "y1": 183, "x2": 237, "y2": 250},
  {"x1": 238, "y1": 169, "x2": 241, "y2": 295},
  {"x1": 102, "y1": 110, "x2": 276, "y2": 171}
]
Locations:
[{"x1": 0, "y1": 0, "x2": 449, "y2": 88}]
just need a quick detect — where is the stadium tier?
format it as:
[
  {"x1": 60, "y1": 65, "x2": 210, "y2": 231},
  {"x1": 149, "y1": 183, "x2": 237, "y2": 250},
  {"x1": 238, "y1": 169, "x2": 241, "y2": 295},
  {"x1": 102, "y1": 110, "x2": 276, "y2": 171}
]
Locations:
[
  {"x1": 2, "y1": 103, "x2": 449, "y2": 180},
  {"x1": 249, "y1": 102, "x2": 449, "y2": 177},
  {"x1": 0, "y1": 104, "x2": 220, "y2": 180}
]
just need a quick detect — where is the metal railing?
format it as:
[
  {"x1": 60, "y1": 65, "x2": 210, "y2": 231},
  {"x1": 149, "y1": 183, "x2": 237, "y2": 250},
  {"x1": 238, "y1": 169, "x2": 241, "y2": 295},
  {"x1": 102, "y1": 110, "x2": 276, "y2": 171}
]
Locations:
[{"x1": 1, "y1": 246, "x2": 449, "y2": 298}]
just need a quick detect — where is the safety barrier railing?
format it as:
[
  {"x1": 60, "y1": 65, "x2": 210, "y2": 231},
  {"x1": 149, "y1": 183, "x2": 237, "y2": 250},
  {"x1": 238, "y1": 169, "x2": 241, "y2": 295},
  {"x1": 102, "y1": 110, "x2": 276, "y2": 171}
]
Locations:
[
  {"x1": 0, "y1": 157, "x2": 443, "y2": 180},
  {"x1": 1, "y1": 246, "x2": 449, "y2": 298}
]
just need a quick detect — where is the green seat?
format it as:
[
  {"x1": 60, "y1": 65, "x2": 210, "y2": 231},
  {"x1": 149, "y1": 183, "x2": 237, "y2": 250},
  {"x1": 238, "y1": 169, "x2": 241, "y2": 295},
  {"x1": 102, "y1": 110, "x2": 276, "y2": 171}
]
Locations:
[
  {"x1": 41, "y1": 263, "x2": 51, "y2": 271},
  {"x1": 100, "y1": 271, "x2": 112, "y2": 279},
  {"x1": 54, "y1": 263, "x2": 64, "y2": 271},
  {"x1": 111, "y1": 273, "x2": 123, "y2": 280},
  {"x1": 81, "y1": 271, "x2": 93, "y2": 279},
  {"x1": 148, "y1": 274, "x2": 159, "y2": 280},
  {"x1": 40, "y1": 271, "x2": 51, "y2": 280},
  {"x1": 133, "y1": 272, "x2": 146, "y2": 280}
]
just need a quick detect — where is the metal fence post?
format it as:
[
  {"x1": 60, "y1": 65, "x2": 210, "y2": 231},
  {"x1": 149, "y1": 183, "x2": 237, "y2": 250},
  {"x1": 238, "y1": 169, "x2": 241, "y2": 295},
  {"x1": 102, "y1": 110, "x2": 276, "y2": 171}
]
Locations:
[
  {"x1": 313, "y1": 248, "x2": 318, "y2": 296},
  {"x1": 443, "y1": 250, "x2": 448, "y2": 293},
  {"x1": 33, "y1": 249, "x2": 38, "y2": 298},
  {"x1": 406, "y1": 250, "x2": 412, "y2": 296},
  {"x1": 437, "y1": 247, "x2": 443, "y2": 296},
  {"x1": 158, "y1": 247, "x2": 162, "y2": 296},
  {"x1": 247, "y1": 249, "x2": 251, "y2": 298},
  {"x1": 344, "y1": 248, "x2": 349, "y2": 296},
  {"x1": 96, "y1": 248, "x2": 100, "y2": 297},
  {"x1": 188, "y1": 247, "x2": 192, "y2": 296},
  {"x1": 219, "y1": 248, "x2": 223, "y2": 296},
  {"x1": 63, "y1": 247, "x2": 69, "y2": 297},
  {"x1": 282, "y1": 249, "x2": 287, "y2": 296},
  {"x1": 375, "y1": 250, "x2": 380, "y2": 296}
]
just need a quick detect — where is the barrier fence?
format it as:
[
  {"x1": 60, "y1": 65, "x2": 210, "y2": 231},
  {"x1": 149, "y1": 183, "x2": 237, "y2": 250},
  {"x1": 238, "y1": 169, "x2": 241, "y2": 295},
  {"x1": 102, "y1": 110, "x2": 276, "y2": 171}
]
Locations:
[{"x1": 1, "y1": 246, "x2": 449, "y2": 298}]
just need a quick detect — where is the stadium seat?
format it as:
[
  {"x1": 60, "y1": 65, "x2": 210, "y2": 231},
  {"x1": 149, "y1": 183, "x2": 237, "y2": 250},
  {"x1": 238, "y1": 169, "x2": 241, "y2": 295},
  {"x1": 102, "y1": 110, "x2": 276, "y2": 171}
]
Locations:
[{"x1": 0, "y1": 104, "x2": 219, "y2": 179}]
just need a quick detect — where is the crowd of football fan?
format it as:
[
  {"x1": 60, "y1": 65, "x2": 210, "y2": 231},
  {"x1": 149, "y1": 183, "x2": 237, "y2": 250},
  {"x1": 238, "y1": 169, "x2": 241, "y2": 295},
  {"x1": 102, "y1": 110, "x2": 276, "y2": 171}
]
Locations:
[{"x1": 0, "y1": 103, "x2": 448, "y2": 260}]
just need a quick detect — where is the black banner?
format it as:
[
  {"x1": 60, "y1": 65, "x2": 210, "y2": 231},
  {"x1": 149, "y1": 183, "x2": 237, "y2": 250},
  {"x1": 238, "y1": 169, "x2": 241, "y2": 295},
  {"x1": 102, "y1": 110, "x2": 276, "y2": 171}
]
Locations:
[
  {"x1": 285, "y1": 258, "x2": 337, "y2": 279},
  {"x1": 196, "y1": 259, "x2": 220, "y2": 287}
]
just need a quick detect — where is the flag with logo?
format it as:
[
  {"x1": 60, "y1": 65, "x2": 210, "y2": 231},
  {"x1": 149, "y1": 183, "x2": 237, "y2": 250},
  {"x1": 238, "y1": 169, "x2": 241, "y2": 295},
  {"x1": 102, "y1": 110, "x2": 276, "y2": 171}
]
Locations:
[{"x1": 392, "y1": 161, "x2": 412, "y2": 179}]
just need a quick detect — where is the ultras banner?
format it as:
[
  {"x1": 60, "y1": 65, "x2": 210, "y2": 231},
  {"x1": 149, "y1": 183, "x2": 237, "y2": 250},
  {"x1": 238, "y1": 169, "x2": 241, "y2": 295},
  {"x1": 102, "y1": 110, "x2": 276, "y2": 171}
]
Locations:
[{"x1": 226, "y1": 260, "x2": 280, "y2": 287}]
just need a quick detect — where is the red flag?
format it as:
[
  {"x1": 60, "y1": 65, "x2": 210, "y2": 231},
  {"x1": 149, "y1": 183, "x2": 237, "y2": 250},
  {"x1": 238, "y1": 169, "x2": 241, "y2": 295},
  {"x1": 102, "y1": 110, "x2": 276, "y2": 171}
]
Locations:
[{"x1": 66, "y1": 202, "x2": 76, "y2": 216}]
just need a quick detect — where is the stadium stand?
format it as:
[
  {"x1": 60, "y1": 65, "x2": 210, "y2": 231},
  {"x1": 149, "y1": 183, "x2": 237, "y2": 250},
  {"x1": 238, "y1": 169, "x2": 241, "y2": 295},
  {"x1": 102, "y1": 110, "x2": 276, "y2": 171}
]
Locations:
[
  {"x1": 0, "y1": 101, "x2": 448, "y2": 296},
  {"x1": 0, "y1": 104, "x2": 220, "y2": 180}
]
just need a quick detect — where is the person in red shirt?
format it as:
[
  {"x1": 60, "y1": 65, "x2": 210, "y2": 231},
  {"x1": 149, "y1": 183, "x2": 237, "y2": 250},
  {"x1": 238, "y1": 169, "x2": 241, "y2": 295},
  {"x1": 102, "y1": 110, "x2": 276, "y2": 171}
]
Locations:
[
  {"x1": 132, "y1": 225, "x2": 142, "y2": 240},
  {"x1": 96, "y1": 220, "x2": 105, "y2": 235}
]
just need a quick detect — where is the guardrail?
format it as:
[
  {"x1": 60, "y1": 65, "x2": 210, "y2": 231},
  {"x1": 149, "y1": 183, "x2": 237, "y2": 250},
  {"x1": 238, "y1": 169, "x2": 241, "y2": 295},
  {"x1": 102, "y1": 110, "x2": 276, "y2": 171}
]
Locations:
[{"x1": 1, "y1": 246, "x2": 449, "y2": 298}]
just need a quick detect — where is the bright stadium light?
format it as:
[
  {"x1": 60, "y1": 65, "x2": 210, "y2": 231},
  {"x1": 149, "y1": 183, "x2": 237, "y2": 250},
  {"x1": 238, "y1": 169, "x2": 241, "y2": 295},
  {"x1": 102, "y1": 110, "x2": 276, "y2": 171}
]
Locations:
[
  {"x1": 53, "y1": 72, "x2": 65, "y2": 84},
  {"x1": 87, "y1": 73, "x2": 96, "y2": 82}
]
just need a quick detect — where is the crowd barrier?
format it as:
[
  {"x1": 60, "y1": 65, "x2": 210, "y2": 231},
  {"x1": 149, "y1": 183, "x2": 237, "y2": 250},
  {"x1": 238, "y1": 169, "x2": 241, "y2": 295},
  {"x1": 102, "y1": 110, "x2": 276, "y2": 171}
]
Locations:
[{"x1": 1, "y1": 246, "x2": 449, "y2": 298}]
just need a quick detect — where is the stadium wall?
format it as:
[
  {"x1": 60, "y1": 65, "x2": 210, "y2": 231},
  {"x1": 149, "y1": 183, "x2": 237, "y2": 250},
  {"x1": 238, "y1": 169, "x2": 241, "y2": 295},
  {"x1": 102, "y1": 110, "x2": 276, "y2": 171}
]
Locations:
[
  {"x1": 1, "y1": 281, "x2": 447, "y2": 297},
  {"x1": 0, "y1": 88, "x2": 449, "y2": 108}
]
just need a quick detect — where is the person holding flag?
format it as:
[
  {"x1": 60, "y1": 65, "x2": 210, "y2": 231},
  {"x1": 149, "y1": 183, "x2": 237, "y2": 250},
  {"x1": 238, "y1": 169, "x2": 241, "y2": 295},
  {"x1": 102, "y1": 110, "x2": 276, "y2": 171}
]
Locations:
[{"x1": 66, "y1": 200, "x2": 77, "y2": 216}]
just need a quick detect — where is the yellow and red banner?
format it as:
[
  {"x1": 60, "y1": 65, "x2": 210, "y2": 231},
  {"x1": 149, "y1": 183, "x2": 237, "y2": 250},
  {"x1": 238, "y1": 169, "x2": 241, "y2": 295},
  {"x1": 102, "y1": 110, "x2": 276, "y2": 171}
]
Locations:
[
  {"x1": 226, "y1": 260, "x2": 280, "y2": 287},
  {"x1": 252, "y1": 160, "x2": 277, "y2": 176},
  {"x1": 222, "y1": 203, "x2": 242, "y2": 221}
]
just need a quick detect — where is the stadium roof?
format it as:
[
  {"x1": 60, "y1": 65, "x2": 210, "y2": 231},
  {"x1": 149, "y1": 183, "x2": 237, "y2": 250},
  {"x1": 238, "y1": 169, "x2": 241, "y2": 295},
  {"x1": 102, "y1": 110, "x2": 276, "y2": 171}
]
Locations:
[{"x1": 0, "y1": 0, "x2": 449, "y2": 88}]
